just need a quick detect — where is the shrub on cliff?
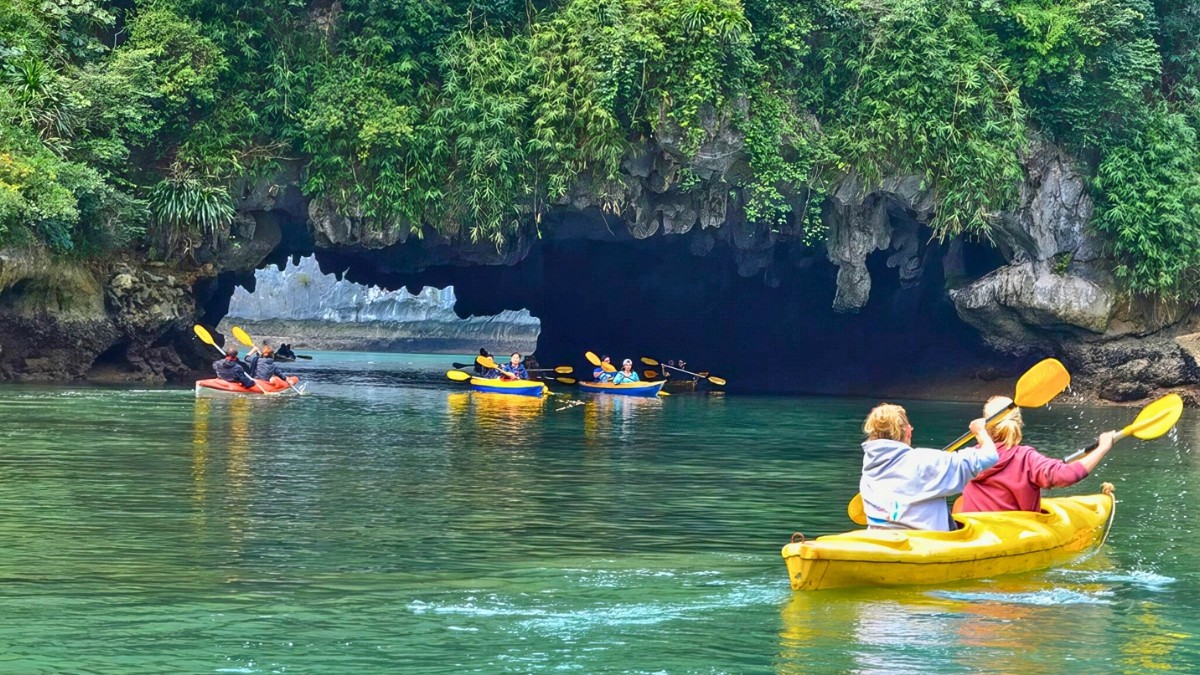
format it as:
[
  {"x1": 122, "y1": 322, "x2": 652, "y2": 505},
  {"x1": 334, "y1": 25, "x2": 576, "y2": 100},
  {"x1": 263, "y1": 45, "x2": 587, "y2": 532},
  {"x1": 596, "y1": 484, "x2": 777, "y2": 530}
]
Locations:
[
  {"x1": 1093, "y1": 105, "x2": 1200, "y2": 298},
  {"x1": 3, "y1": 0, "x2": 1200, "y2": 302}
]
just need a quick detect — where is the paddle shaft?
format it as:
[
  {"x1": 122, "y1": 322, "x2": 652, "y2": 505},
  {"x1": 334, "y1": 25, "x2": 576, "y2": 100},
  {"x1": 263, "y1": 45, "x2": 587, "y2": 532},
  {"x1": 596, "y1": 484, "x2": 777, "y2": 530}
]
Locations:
[
  {"x1": 1063, "y1": 430, "x2": 1129, "y2": 463},
  {"x1": 941, "y1": 403, "x2": 1016, "y2": 453},
  {"x1": 659, "y1": 362, "x2": 723, "y2": 385},
  {"x1": 661, "y1": 363, "x2": 705, "y2": 378}
]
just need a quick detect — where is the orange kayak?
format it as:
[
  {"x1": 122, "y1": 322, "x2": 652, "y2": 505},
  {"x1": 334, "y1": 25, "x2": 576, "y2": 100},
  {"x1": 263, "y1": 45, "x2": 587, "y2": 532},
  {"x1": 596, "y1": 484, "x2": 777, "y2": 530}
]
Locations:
[{"x1": 195, "y1": 376, "x2": 302, "y2": 397}]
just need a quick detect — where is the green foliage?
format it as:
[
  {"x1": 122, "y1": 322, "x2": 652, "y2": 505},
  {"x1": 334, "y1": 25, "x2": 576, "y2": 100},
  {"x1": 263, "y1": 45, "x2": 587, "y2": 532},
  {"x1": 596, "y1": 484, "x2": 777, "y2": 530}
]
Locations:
[
  {"x1": 1, "y1": 0, "x2": 1200, "y2": 302},
  {"x1": 0, "y1": 124, "x2": 145, "y2": 253},
  {"x1": 121, "y1": 6, "x2": 226, "y2": 134},
  {"x1": 1156, "y1": 1, "x2": 1200, "y2": 110},
  {"x1": 148, "y1": 169, "x2": 235, "y2": 256},
  {"x1": 1093, "y1": 106, "x2": 1200, "y2": 297},
  {"x1": 741, "y1": 89, "x2": 830, "y2": 245},
  {"x1": 814, "y1": 0, "x2": 1027, "y2": 237},
  {"x1": 982, "y1": 0, "x2": 1161, "y2": 150}
]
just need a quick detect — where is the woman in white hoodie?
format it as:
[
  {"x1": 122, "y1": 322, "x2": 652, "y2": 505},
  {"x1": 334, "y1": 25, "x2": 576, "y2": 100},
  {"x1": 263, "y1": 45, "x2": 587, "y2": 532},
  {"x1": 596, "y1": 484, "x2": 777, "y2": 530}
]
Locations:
[{"x1": 859, "y1": 403, "x2": 999, "y2": 531}]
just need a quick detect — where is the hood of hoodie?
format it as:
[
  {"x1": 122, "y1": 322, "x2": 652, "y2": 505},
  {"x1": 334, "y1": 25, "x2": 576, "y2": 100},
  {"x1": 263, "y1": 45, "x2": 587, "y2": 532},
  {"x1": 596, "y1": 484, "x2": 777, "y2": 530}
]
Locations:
[{"x1": 861, "y1": 438, "x2": 913, "y2": 474}]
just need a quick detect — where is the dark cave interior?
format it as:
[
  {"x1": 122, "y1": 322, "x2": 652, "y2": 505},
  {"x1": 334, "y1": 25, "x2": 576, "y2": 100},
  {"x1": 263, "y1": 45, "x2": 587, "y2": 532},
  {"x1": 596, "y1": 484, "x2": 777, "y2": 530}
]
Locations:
[{"x1": 195, "y1": 208, "x2": 1016, "y2": 395}]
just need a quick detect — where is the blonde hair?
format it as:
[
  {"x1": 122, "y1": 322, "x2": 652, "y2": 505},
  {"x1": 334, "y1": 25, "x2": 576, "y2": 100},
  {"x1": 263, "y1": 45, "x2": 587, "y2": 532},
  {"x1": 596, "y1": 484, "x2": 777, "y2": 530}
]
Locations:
[
  {"x1": 863, "y1": 403, "x2": 910, "y2": 441},
  {"x1": 983, "y1": 395, "x2": 1023, "y2": 448}
]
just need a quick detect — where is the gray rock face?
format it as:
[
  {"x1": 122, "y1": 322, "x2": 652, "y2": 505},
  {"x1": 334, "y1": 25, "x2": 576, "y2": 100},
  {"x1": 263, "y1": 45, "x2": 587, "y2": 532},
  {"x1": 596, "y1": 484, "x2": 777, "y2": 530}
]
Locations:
[
  {"x1": 0, "y1": 250, "x2": 198, "y2": 383},
  {"x1": 825, "y1": 196, "x2": 891, "y2": 312},
  {"x1": 950, "y1": 141, "x2": 1113, "y2": 346},
  {"x1": 309, "y1": 197, "x2": 413, "y2": 249},
  {"x1": 942, "y1": 140, "x2": 1197, "y2": 401},
  {"x1": 990, "y1": 139, "x2": 1103, "y2": 264},
  {"x1": 949, "y1": 262, "x2": 1117, "y2": 354},
  {"x1": 822, "y1": 173, "x2": 936, "y2": 312},
  {"x1": 221, "y1": 255, "x2": 540, "y2": 353}
]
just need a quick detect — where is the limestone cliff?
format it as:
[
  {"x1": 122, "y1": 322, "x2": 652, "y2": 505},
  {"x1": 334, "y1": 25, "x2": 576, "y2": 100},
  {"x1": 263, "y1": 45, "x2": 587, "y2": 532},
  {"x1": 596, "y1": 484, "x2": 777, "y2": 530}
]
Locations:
[{"x1": 0, "y1": 121, "x2": 1196, "y2": 402}]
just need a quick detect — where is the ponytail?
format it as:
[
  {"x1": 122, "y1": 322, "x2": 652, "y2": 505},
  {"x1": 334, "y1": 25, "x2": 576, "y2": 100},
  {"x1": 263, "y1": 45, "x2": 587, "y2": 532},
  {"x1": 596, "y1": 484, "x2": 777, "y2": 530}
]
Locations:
[{"x1": 983, "y1": 396, "x2": 1023, "y2": 448}]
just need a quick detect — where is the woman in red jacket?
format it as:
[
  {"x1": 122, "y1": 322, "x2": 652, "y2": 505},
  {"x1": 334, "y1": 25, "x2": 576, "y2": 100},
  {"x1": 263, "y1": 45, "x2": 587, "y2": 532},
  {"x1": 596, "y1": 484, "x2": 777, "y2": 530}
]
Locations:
[{"x1": 958, "y1": 395, "x2": 1118, "y2": 513}]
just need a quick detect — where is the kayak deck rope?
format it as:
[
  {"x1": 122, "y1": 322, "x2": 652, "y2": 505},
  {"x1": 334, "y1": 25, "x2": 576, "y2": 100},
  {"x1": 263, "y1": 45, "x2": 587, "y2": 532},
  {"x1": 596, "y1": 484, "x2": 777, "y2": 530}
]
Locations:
[{"x1": 1099, "y1": 482, "x2": 1117, "y2": 549}]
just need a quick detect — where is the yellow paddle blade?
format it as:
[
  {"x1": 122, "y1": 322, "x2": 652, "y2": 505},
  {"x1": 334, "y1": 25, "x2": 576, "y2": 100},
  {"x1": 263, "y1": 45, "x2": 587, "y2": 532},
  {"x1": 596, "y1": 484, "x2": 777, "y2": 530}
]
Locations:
[
  {"x1": 643, "y1": 370, "x2": 659, "y2": 379},
  {"x1": 231, "y1": 326, "x2": 255, "y2": 347},
  {"x1": 585, "y1": 351, "x2": 601, "y2": 366},
  {"x1": 641, "y1": 356, "x2": 659, "y2": 366},
  {"x1": 193, "y1": 324, "x2": 217, "y2": 346},
  {"x1": 657, "y1": 390, "x2": 670, "y2": 397},
  {"x1": 555, "y1": 377, "x2": 576, "y2": 385},
  {"x1": 707, "y1": 376, "x2": 727, "y2": 387},
  {"x1": 848, "y1": 494, "x2": 867, "y2": 526},
  {"x1": 554, "y1": 366, "x2": 574, "y2": 374},
  {"x1": 602, "y1": 362, "x2": 616, "y2": 373},
  {"x1": 477, "y1": 356, "x2": 499, "y2": 370},
  {"x1": 446, "y1": 370, "x2": 471, "y2": 382},
  {"x1": 1127, "y1": 393, "x2": 1183, "y2": 440},
  {"x1": 1012, "y1": 358, "x2": 1071, "y2": 408}
]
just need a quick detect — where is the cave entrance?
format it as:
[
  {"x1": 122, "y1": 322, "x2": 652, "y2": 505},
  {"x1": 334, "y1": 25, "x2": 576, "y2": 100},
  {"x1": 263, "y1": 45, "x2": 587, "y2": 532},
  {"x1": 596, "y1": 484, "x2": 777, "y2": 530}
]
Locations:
[{"x1": 299, "y1": 226, "x2": 1009, "y2": 396}]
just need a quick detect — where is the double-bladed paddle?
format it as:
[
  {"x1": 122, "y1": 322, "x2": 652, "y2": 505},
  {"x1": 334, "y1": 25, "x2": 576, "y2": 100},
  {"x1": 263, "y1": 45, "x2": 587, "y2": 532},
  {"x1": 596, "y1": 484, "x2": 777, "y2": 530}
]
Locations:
[
  {"x1": 454, "y1": 361, "x2": 572, "y2": 375},
  {"x1": 193, "y1": 324, "x2": 272, "y2": 395},
  {"x1": 585, "y1": 351, "x2": 617, "y2": 373},
  {"x1": 1063, "y1": 393, "x2": 1183, "y2": 462},
  {"x1": 193, "y1": 324, "x2": 226, "y2": 357},
  {"x1": 847, "y1": 358, "x2": 1071, "y2": 526},
  {"x1": 640, "y1": 357, "x2": 726, "y2": 386}
]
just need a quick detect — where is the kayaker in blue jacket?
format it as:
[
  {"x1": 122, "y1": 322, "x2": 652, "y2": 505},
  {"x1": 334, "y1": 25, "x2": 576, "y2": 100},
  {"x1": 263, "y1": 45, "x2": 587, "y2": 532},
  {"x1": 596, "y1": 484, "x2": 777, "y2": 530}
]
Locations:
[
  {"x1": 213, "y1": 347, "x2": 257, "y2": 388},
  {"x1": 247, "y1": 345, "x2": 288, "y2": 382},
  {"x1": 613, "y1": 359, "x2": 640, "y2": 384},
  {"x1": 593, "y1": 355, "x2": 614, "y2": 382},
  {"x1": 500, "y1": 352, "x2": 528, "y2": 380},
  {"x1": 859, "y1": 403, "x2": 998, "y2": 531}
]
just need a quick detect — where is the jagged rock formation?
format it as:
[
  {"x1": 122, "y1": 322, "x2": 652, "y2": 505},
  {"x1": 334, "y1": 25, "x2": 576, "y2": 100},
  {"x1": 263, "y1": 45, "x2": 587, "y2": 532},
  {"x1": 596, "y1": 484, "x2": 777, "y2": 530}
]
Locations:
[{"x1": 219, "y1": 256, "x2": 540, "y2": 354}]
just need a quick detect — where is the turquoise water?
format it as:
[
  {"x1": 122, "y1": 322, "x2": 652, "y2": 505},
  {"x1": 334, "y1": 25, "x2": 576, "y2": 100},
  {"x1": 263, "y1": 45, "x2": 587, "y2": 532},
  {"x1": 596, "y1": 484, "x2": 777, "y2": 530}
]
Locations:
[{"x1": 0, "y1": 351, "x2": 1196, "y2": 672}]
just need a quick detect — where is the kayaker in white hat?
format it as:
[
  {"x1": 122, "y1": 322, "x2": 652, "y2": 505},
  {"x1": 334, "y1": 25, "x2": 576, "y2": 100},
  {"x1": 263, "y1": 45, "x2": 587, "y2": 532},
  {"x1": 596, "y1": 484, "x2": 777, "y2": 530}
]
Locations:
[{"x1": 613, "y1": 358, "x2": 640, "y2": 384}]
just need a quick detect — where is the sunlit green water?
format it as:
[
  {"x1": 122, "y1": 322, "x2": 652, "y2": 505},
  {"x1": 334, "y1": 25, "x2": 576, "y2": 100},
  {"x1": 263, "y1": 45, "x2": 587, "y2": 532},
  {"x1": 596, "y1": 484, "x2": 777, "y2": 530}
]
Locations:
[{"x1": 0, "y1": 351, "x2": 1196, "y2": 672}]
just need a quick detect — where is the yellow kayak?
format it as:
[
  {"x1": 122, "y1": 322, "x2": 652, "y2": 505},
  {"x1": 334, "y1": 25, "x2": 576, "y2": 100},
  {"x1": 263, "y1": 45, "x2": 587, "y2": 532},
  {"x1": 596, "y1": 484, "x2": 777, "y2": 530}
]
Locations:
[{"x1": 781, "y1": 493, "x2": 1114, "y2": 591}]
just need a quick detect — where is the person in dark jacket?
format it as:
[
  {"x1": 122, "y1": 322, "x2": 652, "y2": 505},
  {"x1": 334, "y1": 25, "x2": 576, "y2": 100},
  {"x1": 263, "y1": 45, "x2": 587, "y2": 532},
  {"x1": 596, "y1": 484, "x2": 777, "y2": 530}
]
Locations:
[
  {"x1": 474, "y1": 348, "x2": 496, "y2": 377},
  {"x1": 593, "y1": 355, "x2": 614, "y2": 382},
  {"x1": 213, "y1": 347, "x2": 256, "y2": 388},
  {"x1": 247, "y1": 345, "x2": 288, "y2": 382}
]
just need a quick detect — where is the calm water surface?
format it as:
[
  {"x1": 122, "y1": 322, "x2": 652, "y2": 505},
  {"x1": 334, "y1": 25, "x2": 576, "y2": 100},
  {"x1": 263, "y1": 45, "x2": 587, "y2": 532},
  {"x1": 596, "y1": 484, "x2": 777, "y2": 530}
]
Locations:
[{"x1": 0, "y1": 352, "x2": 1196, "y2": 672}]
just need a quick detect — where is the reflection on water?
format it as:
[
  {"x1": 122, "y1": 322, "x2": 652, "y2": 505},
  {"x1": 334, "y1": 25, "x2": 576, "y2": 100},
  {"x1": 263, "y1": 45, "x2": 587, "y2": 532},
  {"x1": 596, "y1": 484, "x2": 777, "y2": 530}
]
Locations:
[
  {"x1": 582, "y1": 394, "x2": 664, "y2": 444},
  {"x1": 0, "y1": 353, "x2": 1196, "y2": 671},
  {"x1": 1120, "y1": 602, "x2": 1190, "y2": 671}
]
